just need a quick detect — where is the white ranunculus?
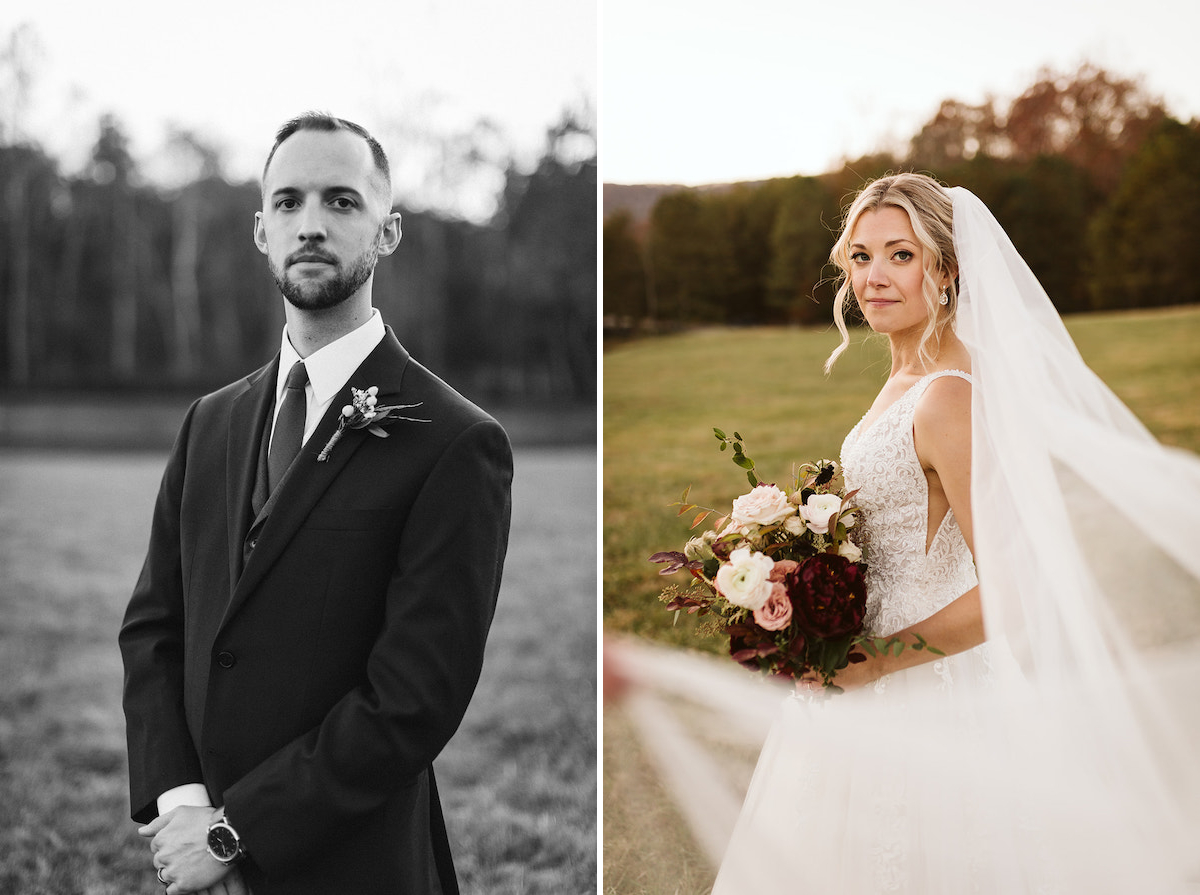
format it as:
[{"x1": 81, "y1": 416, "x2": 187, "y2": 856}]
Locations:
[
  {"x1": 799, "y1": 493, "x2": 843, "y2": 534},
  {"x1": 730, "y1": 485, "x2": 795, "y2": 527},
  {"x1": 715, "y1": 547, "x2": 776, "y2": 610},
  {"x1": 837, "y1": 539, "x2": 863, "y2": 562},
  {"x1": 782, "y1": 515, "x2": 806, "y2": 536}
]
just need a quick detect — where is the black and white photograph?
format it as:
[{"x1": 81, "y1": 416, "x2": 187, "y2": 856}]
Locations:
[{"x1": 0, "y1": 1, "x2": 595, "y2": 892}]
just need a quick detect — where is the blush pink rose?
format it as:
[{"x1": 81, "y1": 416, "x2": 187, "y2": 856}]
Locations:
[
  {"x1": 769, "y1": 559, "x2": 800, "y2": 581},
  {"x1": 730, "y1": 484, "x2": 795, "y2": 527},
  {"x1": 753, "y1": 583, "x2": 793, "y2": 631}
]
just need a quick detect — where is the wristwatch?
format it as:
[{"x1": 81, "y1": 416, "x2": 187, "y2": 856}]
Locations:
[{"x1": 206, "y1": 812, "x2": 247, "y2": 865}]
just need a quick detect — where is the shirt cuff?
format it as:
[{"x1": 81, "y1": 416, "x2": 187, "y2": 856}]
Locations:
[{"x1": 157, "y1": 783, "x2": 213, "y2": 815}]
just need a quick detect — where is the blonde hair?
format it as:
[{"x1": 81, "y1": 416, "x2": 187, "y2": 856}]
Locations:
[{"x1": 825, "y1": 173, "x2": 957, "y2": 373}]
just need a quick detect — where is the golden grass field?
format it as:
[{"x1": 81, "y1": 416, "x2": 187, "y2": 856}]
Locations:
[
  {"x1": 0, "y1": 445, "x2": 595, "y2": 895},
  {"x1": 602, "y1": 305, "x2": 1200, "y2": 894}
]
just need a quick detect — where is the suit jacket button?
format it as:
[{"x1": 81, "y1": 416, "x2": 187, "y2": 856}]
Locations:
[
  {"x1": 247, "y1": 538, "x2": 257, "y2": 550},
  {"x1": 216, "y1": 651, "x2": 236, "y2": 668}
]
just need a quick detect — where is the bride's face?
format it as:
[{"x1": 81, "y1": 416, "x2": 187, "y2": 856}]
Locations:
[{"x1": 848, "y1": 206, "x2": 940, "y2": 338}]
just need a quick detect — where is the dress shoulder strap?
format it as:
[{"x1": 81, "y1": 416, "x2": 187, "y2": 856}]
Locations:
[
  {"x1": 923, "y1": 368, "x2": 972, "y2": 385},
  {"x1": 906, "y1": 369, "x2": 973, "y2": 415}
]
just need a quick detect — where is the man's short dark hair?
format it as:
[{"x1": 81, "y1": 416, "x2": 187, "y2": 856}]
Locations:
[{"x1": 262, "y1": 112, "x2": 391, "y2": 198}]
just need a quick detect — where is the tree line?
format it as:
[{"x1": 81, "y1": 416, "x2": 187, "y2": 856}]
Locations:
[
  {"x1": 604, "y1": 65, "x2": 1200, "y2": 331},
  {"x1": 0, "y1": 112, "x2": 596, "y2": 403}
]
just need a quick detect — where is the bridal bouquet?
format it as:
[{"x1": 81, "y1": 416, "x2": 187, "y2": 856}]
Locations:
[{"x1": 650, "y1": 430, "x2": 939, "y2": 689}]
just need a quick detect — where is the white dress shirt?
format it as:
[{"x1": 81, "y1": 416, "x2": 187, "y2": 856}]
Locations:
[
  {"x1": 270, "y1": 309, "x2": 387, "y2": 449},
  {"x1": 156, "y1": 309, "x2": 387, "y2": 817}
]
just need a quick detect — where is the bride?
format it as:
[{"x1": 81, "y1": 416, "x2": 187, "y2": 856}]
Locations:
[{"x1": 709, "y1": 174, "x2": 1200, "y2": 893}]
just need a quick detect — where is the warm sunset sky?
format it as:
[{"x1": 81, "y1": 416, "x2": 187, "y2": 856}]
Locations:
[{"x1": 602, "y1": 0, "x2": 1200, "y2": 184}]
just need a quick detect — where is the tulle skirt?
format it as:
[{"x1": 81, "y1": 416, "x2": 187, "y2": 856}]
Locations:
[{"x1": 712, "y1": 640, "x2": 1199, "y2": 894}]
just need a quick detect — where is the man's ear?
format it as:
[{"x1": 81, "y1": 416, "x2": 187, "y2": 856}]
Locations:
[
  {"x1": 253, "y1": 211, "x2": 268, "y2": 256},
  {"x1": 376, "y1": 211, "x2": 403, "y2": 257}
]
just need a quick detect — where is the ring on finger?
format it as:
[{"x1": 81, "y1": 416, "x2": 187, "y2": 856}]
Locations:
[{"x1": 157, "y1": 867, "x2": 168, "y2": 884}]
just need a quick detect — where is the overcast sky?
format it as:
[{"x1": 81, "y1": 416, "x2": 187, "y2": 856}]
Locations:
[
  {"x1": 2, "y1": 0, "x2": 595, "y2": 219},
  {"x1": 602, "y1": 0, "x2": 1200, "y2": 185}
]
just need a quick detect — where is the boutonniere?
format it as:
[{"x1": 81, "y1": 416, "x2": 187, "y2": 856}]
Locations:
[{"x1": 316, "y1": 385, "x2": 431, "y2": 462}]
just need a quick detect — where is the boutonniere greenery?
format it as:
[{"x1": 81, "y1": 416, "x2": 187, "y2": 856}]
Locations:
[{"x1": 316, "y1": 385, "x2": 431, "y2": 462}]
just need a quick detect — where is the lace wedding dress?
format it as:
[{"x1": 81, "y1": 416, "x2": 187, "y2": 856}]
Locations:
[{"x1": 711, "y1": 370, "x2": 1174, "y2": 894}]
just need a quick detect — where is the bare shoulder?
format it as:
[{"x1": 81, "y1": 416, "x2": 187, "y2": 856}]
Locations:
[{"x1": 914, "y1": 373, "x2": 971, "y2": 448}]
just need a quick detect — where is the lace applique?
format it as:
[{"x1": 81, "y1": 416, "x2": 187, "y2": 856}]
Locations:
[
  {"x1": 932, "y1": 658, "x2": 953, "y2": 691},
  {"x1": 841, "y1": 370, "x2": 978, "y2": 638}
]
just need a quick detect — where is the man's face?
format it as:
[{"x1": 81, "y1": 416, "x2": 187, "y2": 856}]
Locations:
[{"x1": 255, "y1": 129, "x2": 400, "y2": 311}]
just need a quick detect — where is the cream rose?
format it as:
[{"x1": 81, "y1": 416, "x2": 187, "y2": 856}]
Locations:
[
  {"x1": 837, "y1": 539, "x2": 863, "y2": 562},
  {"x1": 799, "y1": 493, "x2": 843, "y2": 534},
  {"x1": 715, "y1": 547, "x2": 776, "y2": 610},
  {"x1": 730, "y1": 485, "x2": 794, "y2": 527}
]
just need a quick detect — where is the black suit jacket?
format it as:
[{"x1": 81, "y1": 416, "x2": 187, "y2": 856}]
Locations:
[{"x1": 119, "y1": 329, "x2": 512, "y2": 894}]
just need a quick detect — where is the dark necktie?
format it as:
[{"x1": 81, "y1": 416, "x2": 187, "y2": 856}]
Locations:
[{"x1": 267, "y1": 361, "x2": 309, "y2": 492}]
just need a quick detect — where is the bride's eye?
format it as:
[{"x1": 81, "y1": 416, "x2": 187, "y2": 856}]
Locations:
[
  {"x1": 850, "y1": 252, "x2": 869, "y2": 263},
  {"x1": 893, "y1": 250, "x2": 913, "y2": 262}
]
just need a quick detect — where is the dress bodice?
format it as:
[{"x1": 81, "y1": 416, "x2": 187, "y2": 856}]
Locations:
[{"x1": 840, "y1": 370, "x2": 977, "y2": 636}]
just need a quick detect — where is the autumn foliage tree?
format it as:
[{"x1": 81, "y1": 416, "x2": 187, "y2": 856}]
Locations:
[
  {"x1": 1088, "y1": 118, "x2": 1200, "y2": 309},
  {"x1": 604, "y1": 63, "x2": 1196, "y2": 329},
  {"x1": 602, "y1": 210, "x2": 647, "y2": 325}
]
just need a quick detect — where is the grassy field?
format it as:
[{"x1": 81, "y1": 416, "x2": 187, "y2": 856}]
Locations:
[
  {"x1": 602, "y1": 304, "x2": 1200, "y2": 893},
  {"x1": 0, "y1": 446, "x2": 596, "y2": 895}
]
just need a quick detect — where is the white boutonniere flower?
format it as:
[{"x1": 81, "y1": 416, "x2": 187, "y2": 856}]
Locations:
[{"x1": 316, "y1": 386, "x2": 430, "y2": 462}]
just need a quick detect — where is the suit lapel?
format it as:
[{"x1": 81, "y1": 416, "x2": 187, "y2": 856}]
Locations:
[
  {"x1": 226, "y1": 360, "x2": 277, "y2": 590},
  {"x1": 221, "y1": 331, "x2": 412, "y2": 631}
]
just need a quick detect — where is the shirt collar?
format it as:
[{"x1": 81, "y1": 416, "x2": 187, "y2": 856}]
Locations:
[{"x1": 276, "y1": 309, "x2": 386, "y2": 406}]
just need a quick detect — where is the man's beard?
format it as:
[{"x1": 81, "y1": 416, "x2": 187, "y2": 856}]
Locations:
[{"x1": 270, "y1": 244, "x2": 379, "y2": 312}]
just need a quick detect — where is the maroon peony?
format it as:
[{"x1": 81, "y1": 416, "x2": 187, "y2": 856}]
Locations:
[{"x1": 783, "y1": 553, "x2": 867, "y2": 639}]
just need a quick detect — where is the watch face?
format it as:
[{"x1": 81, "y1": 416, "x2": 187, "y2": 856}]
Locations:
[{"x1": 207, "y1": 823, "x2": 239, "y2": 861}]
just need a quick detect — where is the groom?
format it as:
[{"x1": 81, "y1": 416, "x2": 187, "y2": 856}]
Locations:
[{"x1": 119, "y1": 113, "x2": 512, "y2": 895}]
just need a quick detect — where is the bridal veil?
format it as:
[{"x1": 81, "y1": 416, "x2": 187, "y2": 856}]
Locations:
[{"x1": 950, "y1": 185, "x2": 1200, "y2": 887}]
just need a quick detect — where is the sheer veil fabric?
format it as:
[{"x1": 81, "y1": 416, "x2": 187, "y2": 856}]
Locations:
[
  {"x1": 947, "y1": 185, "x2": 1200, "y2": 886},
  {"x1": 612, "y1": 187, "x2": 1200, "y2": 894}
]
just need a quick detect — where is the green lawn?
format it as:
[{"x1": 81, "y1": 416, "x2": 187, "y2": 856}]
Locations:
[
  {"x1": 602, "y1": 304, "x2": 1200, "y2": 894},
  {"x1": 0, "y1": 446, "x2": 596, "y2": 895},
  {"x1": 604, "y1": 305, "x2": 1200, "y2": 644}
]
